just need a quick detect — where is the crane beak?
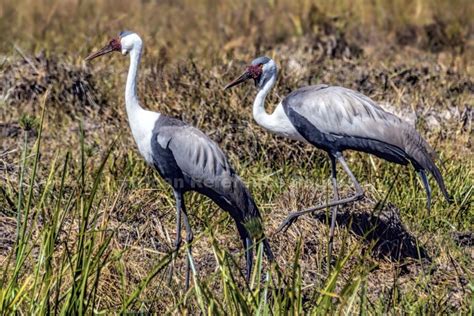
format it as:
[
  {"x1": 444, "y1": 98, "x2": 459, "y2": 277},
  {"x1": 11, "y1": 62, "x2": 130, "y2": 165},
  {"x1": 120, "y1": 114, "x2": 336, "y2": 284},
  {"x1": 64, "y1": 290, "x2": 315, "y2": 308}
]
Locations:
[
  {"x1": 84, "y1": 43, "x2": 115, "y2": 61},
  {"x1": 224, "y1": 71, "x2": 251, "y2": 90}
]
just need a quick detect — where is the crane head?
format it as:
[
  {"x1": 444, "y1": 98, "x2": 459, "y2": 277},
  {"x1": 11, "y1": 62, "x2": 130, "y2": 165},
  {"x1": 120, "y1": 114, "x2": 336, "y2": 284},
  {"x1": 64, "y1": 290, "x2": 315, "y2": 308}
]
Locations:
[
  {"x1": 85, "y1": 31, "x2": 142, "y2": 61},
  {"x1": 85, "y1": 38, "x2": 121, "y2": 61},
  {"x1": 224, "y1": 56, "x2": 276, "y2": 90}
]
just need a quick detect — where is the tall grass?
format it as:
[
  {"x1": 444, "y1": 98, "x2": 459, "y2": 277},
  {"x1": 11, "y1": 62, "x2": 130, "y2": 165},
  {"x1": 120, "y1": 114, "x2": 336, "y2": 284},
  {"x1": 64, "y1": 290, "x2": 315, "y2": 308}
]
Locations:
[
  {"x1": 0, "y1": 95, "x2": 171, "y2": 313},
  {"x1": 0, "y1": 95, "x2": 367, "y2": 313},
  {"x1": 3, "y1": 102, "x2": 469, "y2": 313},
  {"x1": 0, "y1": 0, "x2": 472, "y2": 314}
]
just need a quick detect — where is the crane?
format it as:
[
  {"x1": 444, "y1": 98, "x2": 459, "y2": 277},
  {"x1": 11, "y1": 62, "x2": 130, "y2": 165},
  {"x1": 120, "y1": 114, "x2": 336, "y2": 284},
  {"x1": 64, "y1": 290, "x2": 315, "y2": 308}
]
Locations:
[
  {"x1": 225, "y1": 56, "x2": 451, "y2": 261},
  {"x1": 85, "y1": 33, "x2": 274, "y2": 288}
]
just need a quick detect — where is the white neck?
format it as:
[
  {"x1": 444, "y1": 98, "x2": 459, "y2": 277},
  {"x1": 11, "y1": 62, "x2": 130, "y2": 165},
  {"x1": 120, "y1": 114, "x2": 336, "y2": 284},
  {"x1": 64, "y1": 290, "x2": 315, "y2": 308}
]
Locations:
[
  {"x1": 251, "y1": 70, "x2": 306, "y2": 142},
  {"x1": 122, "y1": 38, "x2": 161, "y2": 166},
  {"x1": 125, "y1": 44, "x2": 145, "y2": 117},
  {"x1": 252, "y1": 74, "x2": 277, "y2": 129}
]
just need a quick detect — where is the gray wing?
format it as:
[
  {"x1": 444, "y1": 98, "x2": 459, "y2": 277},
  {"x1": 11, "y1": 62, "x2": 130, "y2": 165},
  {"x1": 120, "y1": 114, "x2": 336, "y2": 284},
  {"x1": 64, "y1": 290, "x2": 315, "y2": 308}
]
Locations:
[
  {"x1": 283, "y1": 85, "x2": 450, "y2": 202},
  {"x1": 156, "y1": 125, "x2": 235, "y2": 183},
  {"x1": 283, "y1": 85, "x2": 408, "y2": 149}
]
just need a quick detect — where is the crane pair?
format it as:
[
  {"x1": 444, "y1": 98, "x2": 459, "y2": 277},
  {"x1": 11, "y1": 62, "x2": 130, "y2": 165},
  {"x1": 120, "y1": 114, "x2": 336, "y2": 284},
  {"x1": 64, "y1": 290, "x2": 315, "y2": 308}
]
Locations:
[{"x1": 85, "y1": 32, "x2": 451, "y2": 288}]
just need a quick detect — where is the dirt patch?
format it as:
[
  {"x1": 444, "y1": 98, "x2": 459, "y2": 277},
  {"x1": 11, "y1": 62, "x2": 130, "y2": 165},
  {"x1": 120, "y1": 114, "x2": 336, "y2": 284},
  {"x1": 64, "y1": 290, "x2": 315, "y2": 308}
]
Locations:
[
  {"x1": 310, "y1": 203, "x2": 430, "y2": 261},
  {"x1": 0, "y1": 50, "x2": 109, "y2": 117},
  {"x1": 423, "y1": 17, "x2": 468, "y2": 53},
  {"x1": 396, "y1": 16, "x2": 470, "y2": 54},
  {"x1": 452, "y1": 231, "x2": 474, "y2": 247}
]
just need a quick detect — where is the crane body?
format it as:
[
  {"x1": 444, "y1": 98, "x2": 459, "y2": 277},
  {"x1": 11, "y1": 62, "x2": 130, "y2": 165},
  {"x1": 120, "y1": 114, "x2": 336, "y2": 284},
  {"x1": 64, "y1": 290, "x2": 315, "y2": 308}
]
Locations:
[
  {"x1": 225, "y1": 56, "x2": 451, "y2": 261},
  {"x1": 85, "y1": 33, "x2": 273, "y2": 288}
]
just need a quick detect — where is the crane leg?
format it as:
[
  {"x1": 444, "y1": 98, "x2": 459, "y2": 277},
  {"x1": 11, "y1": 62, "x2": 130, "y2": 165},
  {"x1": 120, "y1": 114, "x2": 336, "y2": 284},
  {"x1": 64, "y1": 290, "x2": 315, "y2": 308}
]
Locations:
[
  {"x1": 328, "y1": 154, "x2": 339, "y2": 267},
  {"x1": 338, "y1": 154, "x2": 364, "y2": 196},
  {"x1": 237, "y1": 223, "x2": 253, "y2": 283},
  {"x1": 276, "y1": 153, "x2": 364, "y2": 234},
  {"x1": 173, "y1": 191, "x2": 184, "y2": 252},
  {"x1": 168, "y1": 189, "x2": 183, "y2": 285},
  {"x1": 245, "y1": 237, "x2": 254, "y2": 282},
  {"x1": 262, "y1": 237, "x2": 275, "y2": 261},
  {"x1": 181, "y1": 206, "x2": 194, "y2": 290}
]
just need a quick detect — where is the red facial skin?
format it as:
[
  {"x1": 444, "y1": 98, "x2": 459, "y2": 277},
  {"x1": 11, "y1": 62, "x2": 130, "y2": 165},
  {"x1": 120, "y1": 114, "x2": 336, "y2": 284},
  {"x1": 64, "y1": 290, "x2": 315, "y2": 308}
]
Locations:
[
  {"x1": 246, "y1": 64, "x2": 263, "y2": 79},
  {"x1": 224, "y1": 63, "x2": 264, "y2": 90},
  {"x1": 109, "y1": 38, "x2": 122, "y2": 51},
  {"x1": 84, "y1": 37, "x2": 122, "y2": 61}
]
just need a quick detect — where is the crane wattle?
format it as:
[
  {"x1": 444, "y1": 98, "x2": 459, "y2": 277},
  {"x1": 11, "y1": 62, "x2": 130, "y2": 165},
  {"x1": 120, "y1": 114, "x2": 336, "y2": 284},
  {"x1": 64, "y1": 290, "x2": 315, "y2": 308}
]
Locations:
[
  {"x1": 109, "y1": 38, "x2": 121, "y2": 51},
  {"x1": 84, "y1": 38, "x2": 122, "y2": 61},
  {"x1": 247, "y1": 64, "x2": 263, "y2": 80}
]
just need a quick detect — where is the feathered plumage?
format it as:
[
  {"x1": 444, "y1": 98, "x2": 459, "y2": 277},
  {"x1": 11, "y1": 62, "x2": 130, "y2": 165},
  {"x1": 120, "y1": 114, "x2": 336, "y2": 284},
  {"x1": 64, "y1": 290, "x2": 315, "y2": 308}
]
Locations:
[{"x1": 282, "y1": 85, "x2": 450, "y2": 203}]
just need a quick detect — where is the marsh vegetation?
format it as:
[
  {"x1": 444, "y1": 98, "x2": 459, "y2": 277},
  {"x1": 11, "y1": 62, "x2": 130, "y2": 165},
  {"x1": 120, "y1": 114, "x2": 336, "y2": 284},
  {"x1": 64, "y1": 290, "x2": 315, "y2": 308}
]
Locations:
[{"x1": 0, "y1": 0, "x2": 472, "y2": 313}]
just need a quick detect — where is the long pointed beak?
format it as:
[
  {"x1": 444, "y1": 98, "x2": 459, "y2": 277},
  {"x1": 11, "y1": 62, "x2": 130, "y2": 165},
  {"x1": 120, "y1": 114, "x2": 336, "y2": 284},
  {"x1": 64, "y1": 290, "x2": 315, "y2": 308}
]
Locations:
[
  {"x1": 84, "y1": 43, "x2": 115, "y2": 61},
  {"x1": 224, "y1": 71, "x2": 251, "y2": 90}
]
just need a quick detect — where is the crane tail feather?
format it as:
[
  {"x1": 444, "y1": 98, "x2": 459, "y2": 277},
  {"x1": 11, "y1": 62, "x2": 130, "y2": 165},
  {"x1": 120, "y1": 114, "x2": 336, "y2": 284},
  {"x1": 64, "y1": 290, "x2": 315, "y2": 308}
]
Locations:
[
  {"x1": 418, "y1": 170, "x2": 432, "y2": 210},
  {"x1": 426, "y1": 159, "x2": 452, "y2": 204},
  {"x1": 414, "y1": 155, "x2": 451, "y2": 204},
  {"x1": 404, "y1": 128, "x2": 452, "y2": 204},
  {"x1": 228, "y1": 178, "x2": 275, "y2": 261}
]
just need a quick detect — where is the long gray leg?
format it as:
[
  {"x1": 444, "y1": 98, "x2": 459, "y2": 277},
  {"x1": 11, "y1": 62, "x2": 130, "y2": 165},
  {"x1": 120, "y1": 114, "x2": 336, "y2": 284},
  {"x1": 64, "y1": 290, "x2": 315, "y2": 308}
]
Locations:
[
  {"x1": 168, "y1": 189, "x2": 183, "y2": 284},
  {"x1": 173, "y1": 190, "x2": 184, "y2": 252},
  {"x1": 277, "y1": 153, "x2": 364, "y2": 233},
  {"x1": 328, "y1": 154, "x2": 339, "y2": 266},
  {"x1": 337, "y1": 154, "x2": 364, "y2": 195},
  {"x1": 181, "y1": 205, "x2": 194, "y2": 290},
  {"x1": 245, "y1": 237, "x2": 254, "y2": 282}
]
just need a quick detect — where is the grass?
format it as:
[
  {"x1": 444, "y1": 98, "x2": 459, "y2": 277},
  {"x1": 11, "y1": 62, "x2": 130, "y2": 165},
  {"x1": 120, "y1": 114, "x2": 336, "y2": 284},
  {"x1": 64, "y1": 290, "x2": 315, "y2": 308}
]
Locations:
[{"x1": 0, "y1": 0, "x2": 473, "y2": 314}]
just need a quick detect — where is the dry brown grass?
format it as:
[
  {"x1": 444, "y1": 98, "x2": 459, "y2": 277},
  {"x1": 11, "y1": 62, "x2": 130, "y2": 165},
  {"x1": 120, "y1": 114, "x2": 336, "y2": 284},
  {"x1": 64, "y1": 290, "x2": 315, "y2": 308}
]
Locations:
[{"x1": 0, "y1": 0, "x2": 473, "y2": 313}]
